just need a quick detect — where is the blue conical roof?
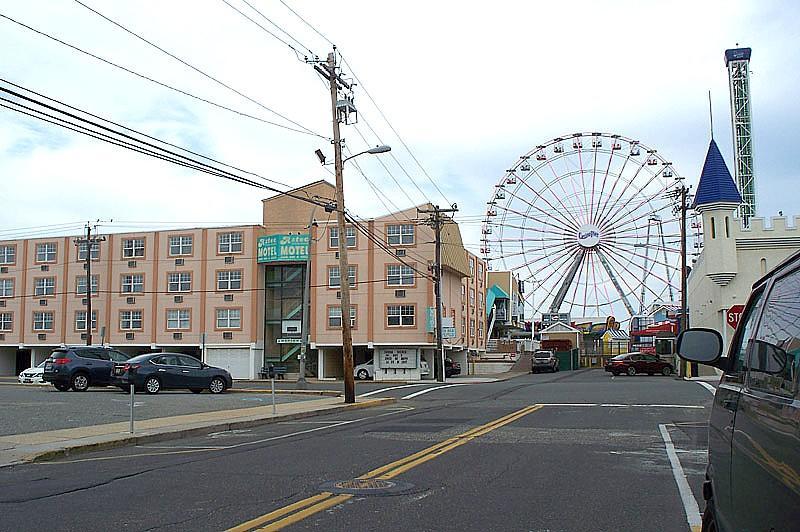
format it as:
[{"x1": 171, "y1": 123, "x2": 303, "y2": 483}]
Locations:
[{"x1": 692, "y1": 139, "x2": 742, "y2": 209}]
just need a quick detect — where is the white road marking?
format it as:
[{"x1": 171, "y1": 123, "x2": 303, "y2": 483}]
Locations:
[
  {"x1": 659, "y1": 423, "x2": 702, "y2": 530},
  {"x1": 358, "y1": 383, "x2": 434, "y2": 397},
  {"x1": 41, "y1": 407, "x2": 414, "y2": 464},
  {"x1": 401, "y1": 383, "x2": 472, "y2": 399},
  {"x1": 533, "y1": 403, "x2": 705, "y2": 409},
  {"x1": 696, "y1": 381, "x2": 717, "y2": 395}
]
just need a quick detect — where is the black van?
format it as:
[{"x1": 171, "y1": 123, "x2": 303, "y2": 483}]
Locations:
[
  {"x1": 677, "y1": 250, "x2": 800, "y2": 532},
  {"x1": 42, "y1": 346, "x2": 130, "y2": 391}
]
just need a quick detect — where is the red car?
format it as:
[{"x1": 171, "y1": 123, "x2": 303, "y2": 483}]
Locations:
[{"x1": 604, "y1": 352, "x2": 673, "y2": 376}]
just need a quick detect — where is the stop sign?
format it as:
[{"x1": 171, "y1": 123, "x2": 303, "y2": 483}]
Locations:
[{"x1": 726, "y1": 305, "x2": 745, "y2": 330}]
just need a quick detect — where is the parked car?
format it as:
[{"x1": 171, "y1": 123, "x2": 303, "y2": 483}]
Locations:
[
  {"x1": 677, "y1": 250, "x2": 800, "y2": 532},
  {"x1": 18, "y1": 360, "x2": 47, "y2": 384},
  {"x1": 42, "y1": 346, "x2": 131, "y2": 391},
  {"x1": 111, "y1": 353, "x2": 232, "y2": 394},
  {"x1": 445, "y1": 357, "x2": 461, "y2": 377},
  {"x1": 354, "y1": 359, "x2": 375, "y2": 380},
  {"x1": 604, "y1": 352, "x2": 673, "y2": 376},
  {"x1": 531, "y1": 350, "x2": 559, "y2": 373}
]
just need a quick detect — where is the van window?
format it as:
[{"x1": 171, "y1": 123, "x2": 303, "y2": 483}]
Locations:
[
  {"x1": 748, "y1": 268, "x2": 800, "y2": 397},
  {"x1": 726, "y1": 289, "x2": 764, "y2": 384}
]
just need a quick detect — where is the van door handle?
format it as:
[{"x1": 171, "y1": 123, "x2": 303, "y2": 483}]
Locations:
[
  {"x1": 722, "y1": 399, "x2": 737, "y2": 411},
  {"x1": 181, "y1": 370, "x2": 189, "y2": 373},
  {"x1": 158, "y1": 369, "x2": 166, "y2": 372}
]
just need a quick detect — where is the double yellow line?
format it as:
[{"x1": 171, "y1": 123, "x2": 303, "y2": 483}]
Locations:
[{"x1": 228, "y1": 404, "x2": 542, "y2": 532}]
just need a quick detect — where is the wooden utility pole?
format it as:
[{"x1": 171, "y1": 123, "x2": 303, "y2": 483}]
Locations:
[
  {"x1": 74, "y1": 223, "x2": 105, "y2": 345},
  {"x1": 325, "y1": 51, "x2": 356, "y2": 403},
  {"x1": 419, "y1": 204, "x2": 458, "y2": 382}
]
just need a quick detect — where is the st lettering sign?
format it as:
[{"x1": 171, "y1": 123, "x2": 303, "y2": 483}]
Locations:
[
  {"x1": 257, "y1": 234, "x2": 310, "y2": 263},
  {"x1": 726, "y1": 305, "x2": 745, "y2": 330}
]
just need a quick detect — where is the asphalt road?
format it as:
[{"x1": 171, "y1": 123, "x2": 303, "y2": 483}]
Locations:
[
  {"x1": 0, "y1": 370, "x2": 715, "y2": 531},
  {"x1": 0, "y1": 385, "x2": 318, "y2": 436}
]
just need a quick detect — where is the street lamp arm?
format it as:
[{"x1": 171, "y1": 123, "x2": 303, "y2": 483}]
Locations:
[{"x1": 342, "y1": 144, "x2": 391, "y2": 163}]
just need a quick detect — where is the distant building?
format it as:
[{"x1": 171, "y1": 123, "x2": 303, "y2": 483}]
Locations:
[
  {"x1": 0, "y1": 180, "x2": 486, "y2": 380},
  {"x1": 688, "y1": 140, "x2": 800, "y2": 355}
]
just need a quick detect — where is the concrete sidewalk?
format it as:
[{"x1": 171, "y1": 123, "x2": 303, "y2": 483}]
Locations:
[{"x1": 0, "y1": 396, "x2": 394, "y2": 468}]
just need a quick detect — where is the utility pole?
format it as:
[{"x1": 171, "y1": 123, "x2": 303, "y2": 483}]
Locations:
[
  {"x1": 322, "y1": 50, "x2": 356, "y2": 403},
  {"x1": 673, "y1": 180, "x2": 694, "y2": 377},
  {"x1": 419, "y1": 204, "x2": 458, "y2": 382},
  {"x1": 74, "y1": 222, "x2": 105, "y2": 345},
  {"x1": 297, "y1": 209, "x2": 317, "y2": 390}
]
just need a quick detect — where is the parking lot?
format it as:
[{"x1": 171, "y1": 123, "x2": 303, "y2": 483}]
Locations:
[{"x1": 0, "y1": 383, "x2": 318, "y2": 436}]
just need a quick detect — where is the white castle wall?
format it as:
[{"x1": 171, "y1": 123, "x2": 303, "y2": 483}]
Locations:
[{"x1": 689, "y1": 212, "x2": 800, "y2": 356}]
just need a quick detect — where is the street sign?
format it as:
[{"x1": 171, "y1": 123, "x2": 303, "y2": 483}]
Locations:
[
  {"x1": 276, "y1": 338, "x2": 302, "y2": 344},
  {"x1": 442, "y1": 327, "x2": 457, "y2": 339},
  {"x1": 257, "y1": 234, "x2": 309, "y2": 263},
  {"x1": 726, "y1": 305, "x2": 745, "y2": 330}
]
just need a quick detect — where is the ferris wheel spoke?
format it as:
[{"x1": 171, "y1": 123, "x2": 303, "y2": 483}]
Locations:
[
  {"x1": 508, "y1": 186, "x2": 573, "y2": 231},
  {"x1": 611, "y1": 240, "x2": 682, "y2": 254},
  {"x1": 589, "y1": 147, "x2": 613, "y2": 226},
  {"x1": 600, "y1": 248, "x2": 672, "y2": 307},
  {"x1": 493, "y1": 204, "x2": 575, "y2": 237},
  {"x1": 549, "y1": 249, "x2": 586, "y2": 313},
  {"x1": 595, "y1": 156, "x2": 648, "y2": 228},
  {"x1": 516, "y1": 175, "x2": 581, "y2": 233},
  {"x1": 528, "y1": 247, "x2": 582, "y2": 314},
  {"x1": 593, "y1": 146, "x2": 630, "y2": 226},
  {"x1": 601, "y1": 241, "x2": 678, "y2": 281},
  {"x1": 516, "y1": 243, "x2": 578, "y2": 275},
  {"x1": 589, "y1": 251, "x2": 601, "y2": 316},
  {"x1": 595, "y1": 249, "x2": 641, "y2": 315},
  {"x1": 600, "y1": 166, "x2": 670, "y2": 230},
  {"x1": 605, "y1": 205, "x2": 679, "y2": 237},
  {"x1": 535, "y1": 159, "x2": 586, "y2": 224},
  {"x1": 599, "y1": 244, "x2": 677, "y2": 299}
]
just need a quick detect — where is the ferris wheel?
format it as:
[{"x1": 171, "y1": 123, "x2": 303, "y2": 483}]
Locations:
[{"x1": 481, "y1": 132, "x2": 682, "y2": 322}]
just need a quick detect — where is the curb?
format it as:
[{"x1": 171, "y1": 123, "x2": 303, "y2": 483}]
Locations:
[
  {"x1": 230, "y1": 389, "x2": 342, "y2": 397},
  {"x1": 5, "y1": 397, "x2": 396, "y2": 467}
]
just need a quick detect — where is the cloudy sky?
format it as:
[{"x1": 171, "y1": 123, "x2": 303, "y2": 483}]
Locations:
[{"x1": 0, "y1": 0, "x2": 797, "y2": 255}]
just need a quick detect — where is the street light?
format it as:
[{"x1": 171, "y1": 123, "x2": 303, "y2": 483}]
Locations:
[{"x1": 312, "y1": 143, "x2": 391, "y2": 403}]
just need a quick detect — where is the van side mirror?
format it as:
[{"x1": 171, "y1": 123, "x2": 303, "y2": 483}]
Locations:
[
  {"x1": 677, "y1": 328, "x2": 724, "y2": 368},
  {"x1": 752, "y1": 340, "x2": 787, "y2": 374}
]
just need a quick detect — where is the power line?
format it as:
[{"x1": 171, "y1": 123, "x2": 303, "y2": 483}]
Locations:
[
  {"x1": 278, "y1": 0, "x2": 334, "y2": 47},
  {"x1": 0, "y1": 12, "x2": 322, "y2": 139},
  {"x1": 221, "y1": 0, "x2": 316, "y2": 59},
  {"x1": 0, "y1": 80, "x2": 331, "y2": 209},
  {"x1": 72, "y1": 0, "x2": 326, "y2": 138}
]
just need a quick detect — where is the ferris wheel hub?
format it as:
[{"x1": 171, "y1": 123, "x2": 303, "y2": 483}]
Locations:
[{"x1": 577, "y1": 224, "x2": 601, "y2": 248}]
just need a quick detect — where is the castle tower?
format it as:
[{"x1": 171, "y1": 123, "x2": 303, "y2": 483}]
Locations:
[
  {"x1": 725, "y1": 47, "x2": 756, "y2": 226},
  {"x1": 692, "y1": 139, "x2": 742, "y2": 286}
]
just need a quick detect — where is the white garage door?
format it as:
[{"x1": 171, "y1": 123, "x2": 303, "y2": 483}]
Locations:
[{"x1": 206, "y1": 348, "x2": 251, "y2": 379}]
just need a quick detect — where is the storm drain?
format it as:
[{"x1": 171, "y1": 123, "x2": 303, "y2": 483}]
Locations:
[{"x1": 319, "y1": 478, "x2": 414, "y2": 496}]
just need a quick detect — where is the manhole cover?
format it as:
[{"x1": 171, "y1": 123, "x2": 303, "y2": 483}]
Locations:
[
  {"x1": 320, "y1": 478, "x2": 414, "y2": 496},
  {"x1": 335, "y1": 479, "x2": 394, "y2": 490}
]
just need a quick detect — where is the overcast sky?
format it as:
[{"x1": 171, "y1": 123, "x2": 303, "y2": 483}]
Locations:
[{"x1": 0, "y1": 0, "x2": 797, "y2": 254}]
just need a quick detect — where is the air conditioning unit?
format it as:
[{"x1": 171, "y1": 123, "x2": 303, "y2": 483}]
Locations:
[
  {"x1": 395, "y1": 289, "x2": 406, "y2": 298},
  {"x1": 0, "y1": 300, "x2": 5, "y2": 308},
  {"x1": 336, "y1": 291, "x2": 341, "y2": 299},
  {"x1": 125, "y1": 332, "x2": 135, "y2": 340},
  {"x1": 83, "y1": 263, "x2": 88, "y2": 271},
  {"x1": 175, "y1": 258, "x2": 184, "y2": 266},
  {"x1": 174, "y1": 296, "x2": 183, "y2": 304},
  {"x1": 224, "y1": 294, "x2": 234, "y2": 302},
  {"x1": 128, "y1": 260, "x2": 137, "y2": 268},
  {"x1": 0, "y1": 333, "x2": 5, "y2": 341},
  {"x1": 40, "y1": 265, "x2": 49, "y2": 272},
  {"x1": 335, "y1": 252, "x2": 340, "y2": 259},
  {"x1": 0, "y1": 267, "x2": 7, "y2": 273},
  {"x1": 39, "y1": 299, "x2": 47, "y2": 306},
  {"x1": 81, "y1": 298, "x2": 88, "y2": 305},
  {"x1": 396, "y1": 249, "x2": 406, "y2": 257},
  {"x1": 225, "y1": 256, "x2": 235, "y2": 264},
  {"x1": 126, "y1": 297, "x2": 135, "y2": 304},
  {"x1": 173, "y1": 332, "x2": 183, "y2": 340},
  {"x1": 38, "y1": 333, "x2": 46, "y2": 340},
  {"x1": 223, "y1": 331, "x2": 233, "y2": 340},
  {"x1": 80, "y1": 333, "x2": 87, "y2": 340}
]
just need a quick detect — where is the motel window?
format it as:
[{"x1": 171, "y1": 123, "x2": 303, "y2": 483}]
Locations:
[
  {"x1": 387, "y1": 305, "x2": 415, "y2": 327},
  {"x1": 168, "y1": 272, "x2": 192, "y2": 293},
  {"x1": 387, "y1": 224, "x2": 414, "y2": 245},
  {"x1": 0, "y1": 312, "x2": 12, "y2": 331},
  {"x1": 216, "y1": 308, "x2": 241, "y2": 329},
  {"x1": 33, "y1": 311, "x2": 54, "y2": 331},
  {"x1": 34, "y1": 277, "x2": 55, "y2": 296},
  {"x1": 36, "y1": 242, "x2": 57, "y2": 262},
  {"x1": 77, "y1": 241, "x2": 100, "y2": 261},
  {"x1": 167, "y1": 309, "x2": 191, "y2": 330},
  {"x1": 169, "y1": 235, "x2": 193, "y2": 256},
  {"x1": 0, "y1": 245, "x2": 15, "y2": 264},
  {"x1": 0, "y1": 279, "x2": 13, "y2": 298},
  {"x1": 120, "y1": 310, "x2": 142, "y2": 330},
  {"x1": 217, "y1": 270, "x2": 242, "y2": 291},
  {"x1": 75, "y1": 311, "x2": 97, "y2": 331},
  {"x1": 387, "y1": 264, "x2": 414, "y2": 286},
  {"x1": 218, "y1": 232, "x2": 243, "y2": 253},
  {"x1": 121, "y1": 274, "x2": 144, "y2": 293},
  {"x1": 122, "y1": 239, "x2": 145, "y2": 258}
]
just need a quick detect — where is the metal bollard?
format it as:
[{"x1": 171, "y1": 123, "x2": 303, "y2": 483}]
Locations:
[
  {"x1": 271, "y1": 377, "x2": 276, "y2": 414},
  {"x1": 129, "y1": 384, "x2": 135, "y2": 434}
]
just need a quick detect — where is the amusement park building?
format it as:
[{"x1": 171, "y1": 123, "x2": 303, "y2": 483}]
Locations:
[
  {"x1": 688, "y1": 140, "x2": 800, "y2": 355},
  {"x1": 0, "y1": 180, "x2": 486, "y2": 379}
]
